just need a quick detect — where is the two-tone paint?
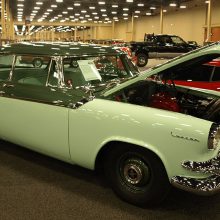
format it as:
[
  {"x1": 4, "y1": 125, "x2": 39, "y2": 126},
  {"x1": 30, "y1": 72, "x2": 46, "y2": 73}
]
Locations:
[{"x1": 1, "y1": 42, "x2": 220, "y2": 199}]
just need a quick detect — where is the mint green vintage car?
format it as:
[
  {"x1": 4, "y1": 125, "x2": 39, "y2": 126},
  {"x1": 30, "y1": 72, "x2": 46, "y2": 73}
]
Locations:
[{"x1": 1, "y1": 42, "x2": 220, "y2": 207}]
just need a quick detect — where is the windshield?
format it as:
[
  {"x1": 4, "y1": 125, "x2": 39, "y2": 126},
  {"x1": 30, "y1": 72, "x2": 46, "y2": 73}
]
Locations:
[
  {"x1": 171, "y1": 36, "x2": 186, "y2": 45},
  {"x1": 62, "y1": 54, "x2": 139, "y2": 88}
]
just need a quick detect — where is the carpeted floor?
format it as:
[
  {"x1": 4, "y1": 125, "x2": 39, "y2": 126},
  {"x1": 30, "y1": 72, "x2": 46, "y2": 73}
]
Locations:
[{"x1": 1, "y1": 140, "x2": 220, "y2": 220}]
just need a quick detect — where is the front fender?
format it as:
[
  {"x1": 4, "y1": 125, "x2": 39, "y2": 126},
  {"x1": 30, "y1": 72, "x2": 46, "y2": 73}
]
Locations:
[{"x1": 68, "y1": 99, "x2": 219, "y2": 180}]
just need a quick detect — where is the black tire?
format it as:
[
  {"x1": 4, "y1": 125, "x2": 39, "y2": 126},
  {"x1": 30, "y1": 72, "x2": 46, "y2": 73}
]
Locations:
[
  {"x1": 104, "y1": 144, "x2": 170, "y2": 207},
  {"x1": 137, "y1": 53, "x2": 148, "y2": 67},
  {"x1": 33, "y1": 58, "x2": 43, "y2": 68}
]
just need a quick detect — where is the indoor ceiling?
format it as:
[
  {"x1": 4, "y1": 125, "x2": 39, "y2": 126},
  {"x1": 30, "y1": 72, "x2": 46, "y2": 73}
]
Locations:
[{"x1": 8, "y1": 0, "x2": 206, "y2": 24}]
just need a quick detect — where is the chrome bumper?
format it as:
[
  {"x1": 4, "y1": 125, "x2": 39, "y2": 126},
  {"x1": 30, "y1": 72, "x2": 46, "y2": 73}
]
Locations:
[{"x1": 171, "y1": 151, "x2": 220, "y2": 195}]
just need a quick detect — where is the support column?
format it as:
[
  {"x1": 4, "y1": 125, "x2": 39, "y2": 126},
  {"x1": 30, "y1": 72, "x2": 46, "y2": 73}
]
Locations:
[
  {"x1": 131, "y1": 14, "x2": 134, "y2": 41},
  {"x1": 206, "y1": 0, "x2": 212, "y2": 42},
  {"x1": 112, "y1": 20, "x2": 115, "y2": 39},
  {"x1": 93, "y1": 26, "x2": 97, "y2": 39},
  {"x1": 1, "y1": 0, "x2": 6, "y2": 40},
  {"x1": 83, "y1": 28, "x2": 85, "y2": 42},
  {"x1": 160, "y1": 6, "x2": 164, "y2": 34},
  {"x1": 74, "y1": 28, "x2": 77, "y2": 41},
  {"x1": 9, "y1": 9, "x2": 15, "y2": 41},
  {"x1": 96, "y1": 26, "x2": 99, "y2": 40},
  {"x1": 5, "y1": 0, "x2": 10, "y2": 40},
  {"x1": 51, "y1": 27, "x2": 55, "y2": 42}
]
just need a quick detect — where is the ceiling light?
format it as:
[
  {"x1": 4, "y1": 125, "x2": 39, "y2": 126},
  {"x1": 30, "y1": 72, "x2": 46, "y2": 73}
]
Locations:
[
  {"x1": 67, "y1": 7, "x2": 73, "y2": 10},
  {"x1": 51, "y1": 5, "x2": 57, "y2": 8},
  {"x1": 123, "y1": 14, "x2": 128, "y2": 16},
  {"x1": 180, "y1": 5, "x2": 186, "y2": 8},
  {"x1": 126, "y1": 0, "x2": 133, "y2": 2},
  {"x1": 111, "y1": 11, "x2": 117, "y2": 14},
  {"x1": 74, "y1": 3, "x2": 81, "y2": 6},
  {"x1": 17, "y1": 4, "x2": 24, "y2": 7},
  {"x1": 163, "y1": 9, "x2": 167, "y2": 12},
  {"x1": 56, "y1": 0, "x2": 63, "y2": 2},
  {"x1": 146, "y1": 12, "x2": 151, "y2": 15},
  {"x1": 101, "y1": 9, "x2": 106, "y2": 12},
  {"x1": 135, "y1": 10, "x2": 140, "y2": 13},
  {"x1": 123, "y1": 8, "x2": 129, "y2": 11},
  {"x1": 89, "y1": 6, "x2": 95, "y2": 9},
  {"x1": 138, "y1": 3, "x2": 144, "y2": 7},
  {"x1": 34, "y1": 7, "x2": 40, "y2": 10},
  {"x1": 81, "y1": 10, "x2": 87, "y2": 13},
  {"x1": 150, "y1": 7, "x2": 156, "y2": 10},
  {"x1": 62, "y1": 11, "x2": 68, "y2": 14},
  {"x1": 170, "y1": 3, "x2": 177, "y2": 7},
  {"x1": 99, "y1": 1, "x2": 105, "y2": 4},
  {"x1": 112, "y1": 5, "x2": 118, "y2": 8},
  {"x1": 92, "y1": 12, "x2": 98, "y2": 15},
  {"x1": 134, "y1": 15, "x2": 139, "y2": 18},
  {"x1": 36, "y1": 2, "x2": 43, "y2": 5},
  {"x1": 47, "y1": 9, "x2": 53, "y2": 12}
]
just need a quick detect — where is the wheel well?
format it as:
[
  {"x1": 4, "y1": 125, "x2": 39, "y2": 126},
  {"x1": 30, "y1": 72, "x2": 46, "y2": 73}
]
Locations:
[{"x1": 95, "y1": 141, "x2": 166, "y2": 175}]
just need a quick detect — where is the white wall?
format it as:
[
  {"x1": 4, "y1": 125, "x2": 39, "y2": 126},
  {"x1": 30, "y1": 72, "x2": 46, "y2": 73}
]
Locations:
[{"x1": 114, "y1": 0, "x2": 220, "y2": 44}]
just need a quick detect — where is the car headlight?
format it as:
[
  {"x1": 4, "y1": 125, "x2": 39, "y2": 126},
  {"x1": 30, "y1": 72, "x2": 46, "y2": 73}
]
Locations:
[{"x1": 208, "y1": 123, "x2": 220, "y2": 150}]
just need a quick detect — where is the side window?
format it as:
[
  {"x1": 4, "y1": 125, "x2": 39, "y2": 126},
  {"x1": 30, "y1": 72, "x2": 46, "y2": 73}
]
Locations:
[
  {"x1": 212, "y1": 67, "x2": 220, "y2": 81},
  {"x1": 62, "y1": 55, "x2": 130, "y2": 88},
  {"x1": 13, "y1": 55, "x2": 50, "y2": 86},
  {"x1": 172, "y1": 64, "x2": 213, "y2": 82},
  {"x1": 47, "y1": 60, "x2": 60, "y2": 86},
  {"x1": 0, "y1": 54, "x2": 13, "y2": 81}
]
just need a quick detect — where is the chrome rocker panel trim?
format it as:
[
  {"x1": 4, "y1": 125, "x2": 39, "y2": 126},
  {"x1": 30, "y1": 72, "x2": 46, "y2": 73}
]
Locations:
[{"x1": 171, "y1": 151, "x2": 220, "y2": 195}]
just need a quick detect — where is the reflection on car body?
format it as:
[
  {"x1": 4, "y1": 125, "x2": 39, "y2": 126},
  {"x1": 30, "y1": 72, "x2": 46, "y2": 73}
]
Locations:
[{"x1": 1, "y1": 42, "x2": 220, "y2": 207}]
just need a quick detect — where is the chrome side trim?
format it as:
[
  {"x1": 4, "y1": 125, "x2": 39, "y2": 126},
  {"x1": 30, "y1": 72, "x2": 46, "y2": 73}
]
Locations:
[
  {"x1": 171, "y1": 175, "x2": 220, "y2": 195},
  {"x1": 171, "y1": 150, "x2": 220, "y2": 195},
  {"x1": 182, "y1": 151, "x2": 220, "y2": 175}
]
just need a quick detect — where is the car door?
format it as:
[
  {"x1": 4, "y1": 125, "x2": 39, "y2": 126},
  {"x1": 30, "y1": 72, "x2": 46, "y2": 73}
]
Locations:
[
  {"x1": 0, "y1": 55, "x2": 71, "y2": 162},
  {"x1": 156, "y1": 36, "x2": 176, "y2": 59}
]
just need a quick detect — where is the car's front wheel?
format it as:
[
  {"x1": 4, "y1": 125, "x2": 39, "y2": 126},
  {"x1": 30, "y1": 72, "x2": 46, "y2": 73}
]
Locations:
[
  {"x1": 104, "y1": 145, "x2": 170, "y2": 207},
  {"x1": 137, "y1": 53, "x2": 148, "y2": 67}
]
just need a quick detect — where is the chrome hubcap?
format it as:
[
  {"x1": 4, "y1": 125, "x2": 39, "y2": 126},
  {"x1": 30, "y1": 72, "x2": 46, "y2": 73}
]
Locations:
[
  {"x1": 124, "y1": 164, "x2": 143, "y2": 185},
  {"x1": 122, "y1": 158, "x2": 150, "y2": 187}
]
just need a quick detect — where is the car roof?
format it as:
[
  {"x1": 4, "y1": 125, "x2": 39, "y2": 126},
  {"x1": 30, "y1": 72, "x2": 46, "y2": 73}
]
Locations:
[{"x1": 0, "y1": 42, "x2": 123, "y2": 57}]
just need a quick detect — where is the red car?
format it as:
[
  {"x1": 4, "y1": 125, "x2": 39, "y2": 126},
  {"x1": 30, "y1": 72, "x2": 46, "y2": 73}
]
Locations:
[{"x1": 168, "y1": 58, "x2": 220, "y2": 91}]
